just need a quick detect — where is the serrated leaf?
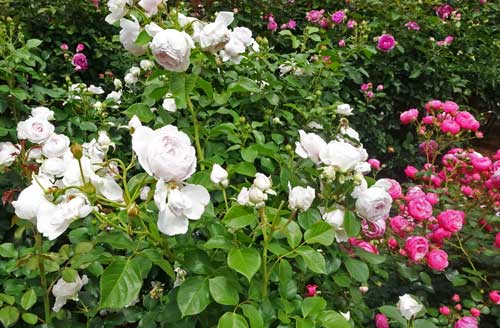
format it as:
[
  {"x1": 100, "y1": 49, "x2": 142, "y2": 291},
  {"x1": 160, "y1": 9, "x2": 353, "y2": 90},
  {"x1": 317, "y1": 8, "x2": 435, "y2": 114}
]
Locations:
[
  {"x1": 228, "y1": 248, "x2": 261, "y2": 282},
  {"x1": 344, "y1": 258, "x2": 369, "y2": 283},
  {"x1": 222, "y1": 205, "x2": 257, "y2": 229},
  {"x1": 99, "y1": 257, "x2": 142, "y2": 309},
  {"x1": 296, "y1": 246, "x2": 326, "y2": 274},
  {"x1": 304, "y1": 221, "x2": 334, "y2": 246}
]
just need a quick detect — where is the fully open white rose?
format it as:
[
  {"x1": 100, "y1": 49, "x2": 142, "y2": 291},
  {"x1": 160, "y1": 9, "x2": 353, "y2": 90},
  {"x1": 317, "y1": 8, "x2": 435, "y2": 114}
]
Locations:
[
  {"x1": 105, "y1": 0, "x2": 131, "y2": 24},
  {"x1": 397, "y1": 294, "x2": 423, "y2": 320},
  {"x1": 31, "y1": 106, "x2": 54, "y2": 120},
  {"x1": 337, "y1": 103, "x2": 354, "y2": 116},
  {"x1": 52, "y1": 274, "x2": 89, "y2": 312},
  {"x1": 194, "y1": 12, "x2": 234, "y2": 53},
  {"x1": 0, "y1": 142, "x2": 20, "y2": 166},
  {"x1": 154, "y1": 180, "x2": 210, "y2": 236},
  {"x1": 132, "y1": 125, "x2": 196, "y2": 182},
  {"x1": 12, "y1": 176, "x2": 53, "y2": 223},
  {"x1": 319, "y1": 140, "x2": 364, "y2": 172},
  {"x1": 107, "y1": 90, "x2": 122, "y2": 103},
  {"x1": 288, "y1": 185, "x2": 315, "y2": 211},
  {"x1": 138, "y1": 0, "x2": 162, "y2": 17},
  {"x1": 210, "y1": 164, "x2": 229, "y2": 187},
  {"x1": 322, "y1": 207, "x2": 348, "y2": 242},
  {"x1": 41, "y1": 133, "x2": 70, "y2": 158},
  {"x1": 220, "y1": 27, "x2": 254, "y2": 63},
  {"x1": 17, "y1": 117, "x2": 54, "y2": 144},
  {"x1": 150, "y1": 29, "x2": 194, "y2": 72},
  {"x1": 295, "y1": 130, "x2": 326, "y2": 164},
  {"x1": 120, "y1": 16, "x2": 148, "y2": 56},
  {"x1": 355, "y1": 186, "x2": 392, "y2": 222},
  {"x1": 87, "y1": 85, "x2": 104, "y2": 95}
]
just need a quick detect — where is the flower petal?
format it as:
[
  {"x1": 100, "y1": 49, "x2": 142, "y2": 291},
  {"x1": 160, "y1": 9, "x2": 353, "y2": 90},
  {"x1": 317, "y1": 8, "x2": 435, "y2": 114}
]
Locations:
[{"x1": 157, "y1": 207, "x2": 189, "y2": 236}]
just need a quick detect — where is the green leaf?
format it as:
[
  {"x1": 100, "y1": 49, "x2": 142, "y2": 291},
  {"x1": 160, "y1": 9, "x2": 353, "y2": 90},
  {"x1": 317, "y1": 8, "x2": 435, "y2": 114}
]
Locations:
[
  {"x1": 344, "y1": 258, "x2": 369, "y2": 283},
  {"x1": 414, "y1": 319, "x2": 438, "y2": 328},
  {"x1": 177, "y1": 276, "x2": 211, "y2": 317},
  {"x1": 228, "y1": 77, "x2": 259, "y2": 93},
  {"x1": 99, "y1": 257, "x2": 143, "y2": 309},
  {"x1": 296, "y1": 318, "x2": 315, "y2": 328},
  {"x1": 80, "y1": 121, "x2": 97, "y2": 132},
  {"x1": 171, "y1": 73, "x2": 187, "y2": 109},
  {"x1": 222, "y1": 205, "x2": 257, "y2": 229},
  {"x1": 209, "y1": 276, "x2": 239, "y2": 305},
  {"x1": 96, "y1": 230, "x2": 134, "y2": 250},
  {"x1": 319, "y1": 311, "x2": 350, "y2": 328},
  {"x1": 379, "y1": 305, "x2": 406, "y2": 325},
  {"x1": 125, "y1": 103, "x2": 155, "y2": 123},
  {"x1": 20, "y1": 289, "x2": 37, "y2": 311},
  {"x1": 0, "y1": 243, "x2": 18, "y2": 258},
  {"x1": 21, "y1": 313, "x2": 38, "y2": 325},
  {"x1": 278, "y1": 260, "x2": 296, "y2": 299},
  {"x1": 0, "y1": 294, "x2": 15, "y2": 305},
  {"x1": 141, "y1": 249, "x2": 175, "y2": 279},
  {"x1": 301, "y1": 297, "x2": 326, "y2": 317},
  {"x1": 241, "y1": 147, "x2": 259, "y2": 163},
  {"x1": 296, "y1": 246, "x2": 326, "y2": 274},
  {"x1": 26, "y1": 39, "x2": 42, "y2": 48},
  {"x1": 62, "y1": 267, "x2": 78, "y2": 282},
  {"x1": 0, "y1": 306, "x2": 19, "y2": 327},
  {"x1": 283, "y1": 220, "x2": 302, "y2": 249},
  {"x1": 228, "y1": 248, "x2": 261, "y2": 282},
  {"x1": 231, "y1": 162, "x2": 257, "y2": 177},
  {"x1": 241, "y1": 304, "x2": 264, "y2": 328},
  {"x1": 135, "y1": 30, "x2": 152, "y2": 45},
  {"x1": 344, "y1": 211, "x2": 360, "y2": 237},
  {"x1": 304, "y1": 221, "x2": 334, "y2": 246},
  {"x1": 217, "y1": 312, "x2": 249, "y2": 328}
]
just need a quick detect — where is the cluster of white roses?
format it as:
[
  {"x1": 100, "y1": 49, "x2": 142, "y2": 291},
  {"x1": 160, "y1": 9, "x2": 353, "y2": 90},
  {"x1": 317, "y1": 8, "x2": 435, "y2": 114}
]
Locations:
[
  {"x1": 131, "y1": 119, "x2": 210, "y2": 236},
  {"x1": 107, "y1": 0, "x2": 257, "y2": 71},
  {"x1": 294, "y1": 118, "x2": 393, "y2": 240},
  {"x1": 236, "y1": 173, "x2": 277, "y2": 209},
  {"x1": 11, "y1": 107, "x2": 122, "y2": 240}
]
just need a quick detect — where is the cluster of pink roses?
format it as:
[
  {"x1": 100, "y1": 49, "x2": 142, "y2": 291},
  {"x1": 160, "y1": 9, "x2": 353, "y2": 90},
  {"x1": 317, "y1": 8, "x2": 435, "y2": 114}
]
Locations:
[
  {"x1": 360, "y1": 82, "x2": 384, "y2": 98},
  {"x1": 305, "y1": 9, "x2": 350, "y2": 29},
  {"x1": 61, "y1": 42, "x2": 88, "y2": 72},
  {"x1": 265, "y1": 14, "x2": 296, "y2": 31}
]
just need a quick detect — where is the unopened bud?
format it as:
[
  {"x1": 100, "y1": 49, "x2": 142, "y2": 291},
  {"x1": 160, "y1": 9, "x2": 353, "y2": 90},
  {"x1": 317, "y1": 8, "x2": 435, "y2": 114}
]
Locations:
[
  {"x1": 70, "y1": 144, "x2": 83, "y2": 159},
  {"x1": 127, "y1": 203, "x2": 140, "y2": 218}
]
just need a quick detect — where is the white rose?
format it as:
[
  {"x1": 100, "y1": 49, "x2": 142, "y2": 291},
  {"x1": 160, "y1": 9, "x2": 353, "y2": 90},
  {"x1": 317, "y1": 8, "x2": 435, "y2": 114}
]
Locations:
[
  {"x1": 288, "y1": 185, "x2": 315, "y2": 211},
  {"x1": 150, "y1": 29, "x2": 194, "y2": 72},
  {"x1": 397, "y1": 294, "x2": 423, "y2": 320},
  {"x1": 0, "y1": 142, "x2": 20, "y2": 166},
  {"x1": 92, "y1": 175, "x2": 124, "y2": 202},
  {"x1": 82, "y1": 139, "x2": 106, "y2": 163},
  {"x1": 107, "y1": 90, "x2": 122, "y2": 103},
  {"x1": 132, "y1": 125, "x2": 196, "y2": 182},
  {"x1": 194, "y1": 12, "x2": 234, "y2": 53},
  {"x1": 105, "y1": 0, "x2": 131, "y2": 24},
  {"x1": 210, "y1": 164, "x2": 229, "y2": 187},
  {"x1": 219, "y1": 27, "x2": 253, "y2": 63},
  {"x1": 322, "y1": 208, "x2": 348, "y2": 242},
  {"x1": 355, "y1": 186, "x2": 392, "y2": 222},
  {"x1": 295, "y1": 130, "x2": 327, "y2": 164},
  {"x1": 154, "y1": 181, "x2": 210, "y2": 236},
  {"x1": 120, "y1": 16, "x2": 147, "y2": 56},
  {"x1": 340, "y1": 126, "x2": 360, "y2": 141},
  {"x1": 355, "y1": 162, "x2": 371, "y2": 174},
  {"x1": 145, "y1": 22, "x2": 163, "y2": 37},
  {"x1": 40, "y1": 158, "x2": 66, "y2": 177},
  {"x1": 97, "y1": 131, "x2": 112, "y2": 148},
  {"x1": 337, "y1": 104, "x2": 354, "y2": 116},
  {"x1": 113, "y1": 78, "x2": 123, "y2": 90},
  {"x1": 37, "y1": 195, "x2": 93, "y2": 240},
  {"x1": 12, "y1": 176, "x2": 53, "y2": 223},
  {"x1": 237, "y1": 187, "x2": 250, "y2": 205},
  {"x1": 124, "y1": 73, "x2": 138, "y2": 85},
  {"x1": 319, "y1": 140, "x2": 364, "y2": 172},
  {"x1": 254, "y1": 173, "x2": 272, "y2": 191},
  {"x1": 52, "y1": 274, "x2": 89, "y2": 312},
  {"x1": 248, "y1": 186, "x2": 267, "y2": 207},
  {"x1": 17, "y1": 117, "x2": 54, "y2": 144},
  {"x1": 128, "y1": 115, "x2": 142, "y2": 131},
  {"x1": 41, "y1": 133, "x2": 70, "y2": 158},
  {"x1": 162, "y1": 95, "x2": 177, "y2": 112},
  {"x1": 140, "y1": 59, "x2": 155, "y2": 70},
  {"x1": 27, "y1": 147, "x2": 43, "y2": 161},
  {"x1": 351, "y1": 177, "x2": 368, "y2": 199},
  {"x1": 138, "y1": 0, "x2": 162, "y2": 17},
  {"x1": 278, "y1": 64, "x2": 294, "y2": 76},
  {"x1": 87, "y1": 85, "x2": 104, "y2": 94},
  {"x1": 31, "y1": 106, "x2": 54, "y2": 121}
]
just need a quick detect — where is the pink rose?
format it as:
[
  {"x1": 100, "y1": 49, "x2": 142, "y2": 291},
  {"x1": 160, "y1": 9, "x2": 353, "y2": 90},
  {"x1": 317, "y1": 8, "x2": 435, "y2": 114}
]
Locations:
[
  {"x1": 375, "y1": 178, "x2": 402, "y2": 199},
  {"x1": 454, "y1": 316, "x2": 478, "y2": 328},
  {"x1": 287, "y1": 20, "x2": 297, "y2": 29},
  {"x1": 60, "y1": 43, "x2": 69, "y2": 51},
  {"x1": 375, "y1": 313, "x2": 389, "y2": 328},
  {"x1": 267, "y1": 18, "x2": 278, "y2": 31},
  {"x1": 388, "y1": 237, "x2": 399, "y2": 249},
  {"x1": 361, "y1": 219, "x2": 386, "y2": 238},
  {"x1": 428, "y1": 227, "x2": 452, "y2": 245},
  {"x1": 436, "y1": 4, "x2": 454, "y2": 20},
  {"x1": 390, "y1": 216, "x2": 410, "y2": 237},
  {"x1": 422, "y1": 116, "x2": 434, "y2": 124},
  {"x1": 471, "y1": 157, "x2": 491, "y2": 172},
  {"x1": 455, "y1": 111, "x2": 480, "y2": 131},
  {"x1": 71, "y1": 53, "x2": 88, "y2": 71},
  {"x1": 489, "y1": 290, "x2": 500, "y2": 304},
  {"x1": 366, "y1": 91, "x2": 374, "y2": 98},
  {"x1": 404, "y1": 165, "x2": 418, "y2": 179},
  {"x1": 349, "y1": 238, "x2": 379, "y2": 254},
  {"x1": 408, "y1": 198, "x2": 433, "y2": 221},
  {"x1": 304, "y1": 284, "x2": 318, "y2": 297},
  {"x1": 360, "y1": 83, "x2": 370, "y2": 91},
  {"x1": 331, "y1": 10, "x2": 345, "y2": 24},
  {"x1": 338, "y1": 39, "x2": 346, "y2": 47},
  {"x1": 427, "y1": 249, "x2": 448, "y2": 271},
  {"x1": 470, "y1": 308, "x2": 480, "y2": 317},
  {"x1": 426, "y1": 193, "x2": 439, "y2": 205},
  {"x1": 368, "y1": 159, "x2": 381, "y2": 170},
  {"x1": 440, "y1": 119, "x2": 461, "y2": 135},
  {"x1": 347, "y1": 19, "x2": 357, "y2": 29},
  {"x1": 76, "y1": 43, "x2": 85, "y2": 52},
  {"x1": 306, "y1": 10, "x2": 324, "y2": 23},
  {"x1": 405, "y1": 21, "x2": 420, "y2": 31},
  {"x1": 440, "y1": 306, "x2": 451, "y2": 316},
  {"x1": 377, "y1": 34, "x2": 396, "y2": 52},
  {"x1": 495, "y1": 232, "x2": 500, "y2": 248},
  {"x1": 437, "y1": 209, "x2": 465, "y2": 233},
  {"x1": 404, "y1": 236, "x2": 429, "y2": 262},
  {"x1": 405, "y1": 186, "x2": 426, "y2": 200},
  {"x1": 442, "y1": 101, "x2": 459, "y2": 115},
  {"x1": 425, "y1": 100, "x2": 443, "y2": 112},
  {"x1": 400, "y1": 109, "x2": 419, "y2": 124},
  {"x1": 444, "y1": 35, "x2": 454, "y2": 45},
  {"x1": 452, "y1": 294, "x2": 461, "y2": 302},
  {"x1": 376, "y1": 84, "x2": 384, "y2": 91}
]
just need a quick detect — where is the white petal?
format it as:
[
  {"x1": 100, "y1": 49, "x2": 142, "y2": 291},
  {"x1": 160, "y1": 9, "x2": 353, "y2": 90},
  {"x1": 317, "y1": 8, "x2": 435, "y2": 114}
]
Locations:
[
  {"x1": 181, "y1": 184, "x2": 210, "y2": 220},
  {"x1": 215, "y1": 11, "x2": 234, "y2": 26},
  {"x1": 131, "y1": 125, "x2": 154, "y2": 176},
  {"x1": 157, "y1": 207, "x2": 189, "y2": 236}
]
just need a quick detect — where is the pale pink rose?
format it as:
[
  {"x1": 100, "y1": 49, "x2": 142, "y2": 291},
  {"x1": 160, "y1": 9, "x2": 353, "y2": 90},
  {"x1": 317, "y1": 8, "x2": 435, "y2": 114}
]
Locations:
[{"x1": 454, "y1": 316, "x2": 478, "y2": 328}]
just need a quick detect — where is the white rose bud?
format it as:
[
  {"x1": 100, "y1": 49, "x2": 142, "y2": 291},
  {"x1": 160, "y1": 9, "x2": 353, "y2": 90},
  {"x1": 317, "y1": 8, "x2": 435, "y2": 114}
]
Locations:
[
  {"x1": 41, "y1": 134, "x2": 70, "y2": 158},
  {"x1": 355, "y1": 186, "x2": 392, "y2": 222},
  {"x1": 106, "y1": 90, "x2": 122, "y2": 103},
  {"x1": 337, "y1": 103, "x2": 354, "y2": 116},
  {"x1": 295, "y1": 130, "x2": 327, "y2": 164},
  {"x1": 0, "y1": 142, "x2": 20, "y2": 166},
  {"x1": 248, "y1": 186, "x2": 267, "y2": 207},
  {"x1": 140, "y1": 59, "x2": 155, "y2": 70},
  {"x1": 124, "y1": 73, "x2": 138, "y2": 85},
  {"x1": 132, "y1": 125, "x2": 196, "y2": 182},
  {"x1": 237, "y1": 187, "x2": 250, "y2": 205},
  {"x1": 162, "y1": 94, "x2": 177, "y2": 112},
  {"x1": 288, "y1": 185, "x2": 315, "y2": 211},
  {"x1": 322, "y1": 208, "x2": 348, "y2": 242},
  {"x1": 210, "y1": 164, "x2": 229, "y2": 188},
  {"x1": 113, "y1": 78, "x2": 123, "y2": 90},
  {"x1": 17, "y1": 117, "x2": 55, "y2": 144},
  {"x1": 253, "y1": 173, "x2": 272, "y2": 191},
  {"x1": 397, "y1": 294, "x2": 423, "y2": 320},
  {"x1": 150, "y1": 29, "x2": 194, "y2": 72},
  {"x1": 87, "y1": 85, "x2": 104, "y2": 94},
  {"x1": 129, "y1": 66, "x2": 141, "y2": 76}
]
